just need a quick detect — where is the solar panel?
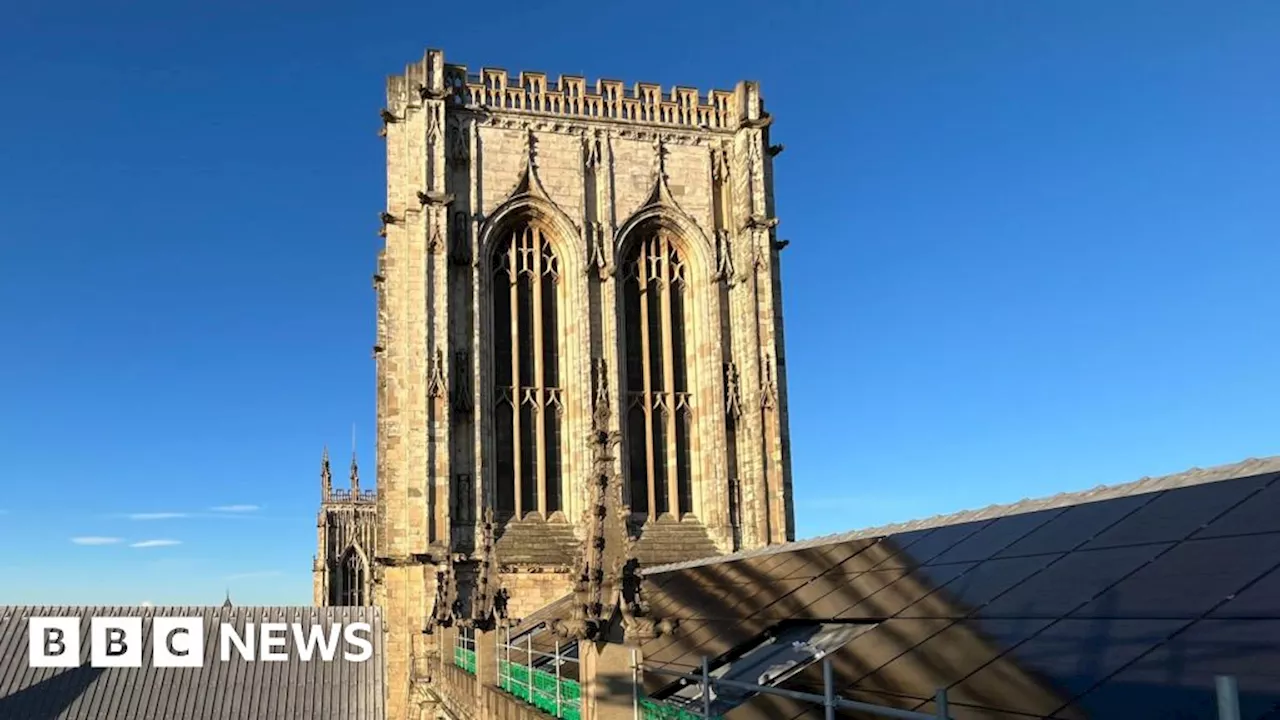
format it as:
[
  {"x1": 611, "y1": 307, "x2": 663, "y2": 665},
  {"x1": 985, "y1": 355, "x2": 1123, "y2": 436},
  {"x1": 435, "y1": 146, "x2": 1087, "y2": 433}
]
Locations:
[
  {"x1": 1193, "y1": 471, "x2": 1280, "y2": 539},
  {"x1": 901, "y1": 555, "x2": 1061, "y2": 620},
  {"x1": 834, "y1": 569, "x2": 914, "y2": 619},
  {"x1": 1210, "y1": 566, "x2": 1280, "y2": 619},
  {"x1": 1071, "y1": 619, "x2": 1280, "y2": 719},
  {"x1": 870, "y1": 562, "x2": 979, "y2": 619},
  {"x1": 886, "y1": 522, "x2": 991, "y2": 569},
  {"x1": 994, "y1": 494, "x2": 1153, "y2": 559},
  {"x1": 1080, "y1": 473, "x2": 1274, "y2": 550},
  {"x1": 980, "y1": 543, "x2": 1173, "y2": 619},
  {"x1": 959, "y1": 617, "x2": 1191, "y2": 713},
  {"x1": 852, "y1": 618, "x2": 1049, "y2": 700},
  {"x1": 1069, "y1": 533, "x2": 1280, "y2": 619},
  {"x1": 928, "y1": 509, "x2": 1065, "y2": 565}
]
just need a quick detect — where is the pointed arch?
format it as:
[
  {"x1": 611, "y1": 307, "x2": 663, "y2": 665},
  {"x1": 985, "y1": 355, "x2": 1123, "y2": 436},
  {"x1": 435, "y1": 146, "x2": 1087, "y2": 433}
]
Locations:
[
  {"x1": 478, "y1": 187, "x2": 589, "y2": 524},
  {"x1": 615, "y1": 198, "x2": 716, "y2": 523},
  {"x1": 333, "y1": 542, "x2": 370, "y2": 606}
]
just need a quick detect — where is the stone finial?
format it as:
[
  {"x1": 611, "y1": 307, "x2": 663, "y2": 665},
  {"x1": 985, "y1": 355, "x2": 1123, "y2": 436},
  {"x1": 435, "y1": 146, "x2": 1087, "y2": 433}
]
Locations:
[
  {"x1": 550, "y1": 388, "x2": 673, "y2": 645},
  {"x1": 320, "y1": 447, "x2": 332, "y2": 501},
  {"x1": 349, "y1": 451, "x2": 360, "y2": 495}
]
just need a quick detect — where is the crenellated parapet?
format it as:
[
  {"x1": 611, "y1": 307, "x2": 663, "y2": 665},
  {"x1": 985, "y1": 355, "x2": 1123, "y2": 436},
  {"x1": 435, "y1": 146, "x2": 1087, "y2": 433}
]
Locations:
[{"x1": 445, "y1": 66, "x2": 738, "y2": 130}]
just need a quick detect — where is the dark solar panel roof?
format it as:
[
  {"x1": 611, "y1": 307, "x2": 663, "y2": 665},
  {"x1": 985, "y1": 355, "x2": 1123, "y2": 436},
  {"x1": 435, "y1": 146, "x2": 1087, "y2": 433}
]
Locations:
[
  {"x1": 628, "y1": 456, "x2": 1280, "y2": 719},
  {"x1": 0, "y1": 605, "x2": 385, "y2": 720}
]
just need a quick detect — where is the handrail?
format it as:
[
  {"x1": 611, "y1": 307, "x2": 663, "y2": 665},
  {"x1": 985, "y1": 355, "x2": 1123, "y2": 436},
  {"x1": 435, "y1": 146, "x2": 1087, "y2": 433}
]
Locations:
[{"x1": 644, "y1": 661, "x2": 949, "y2": 720}]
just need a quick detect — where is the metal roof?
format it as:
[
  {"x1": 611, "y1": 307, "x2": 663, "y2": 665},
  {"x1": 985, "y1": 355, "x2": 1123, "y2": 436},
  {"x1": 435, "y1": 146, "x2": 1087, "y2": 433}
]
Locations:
[
  {"x1": 634, "y1": 458, "x2": 1280, "y2": 718},
  {"x1": 0, "y1": 605, "x2": 385, "y2": 720}
]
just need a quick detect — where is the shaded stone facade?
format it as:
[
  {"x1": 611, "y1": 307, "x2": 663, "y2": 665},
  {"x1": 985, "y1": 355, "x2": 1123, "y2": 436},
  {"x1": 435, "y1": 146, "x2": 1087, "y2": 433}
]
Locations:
[
  {"x1": 314, "y1": 449, "x2": 378, "y2": 607},
  {"x1": 317, "y1": 48, "x2": 796, "y2": 720}
]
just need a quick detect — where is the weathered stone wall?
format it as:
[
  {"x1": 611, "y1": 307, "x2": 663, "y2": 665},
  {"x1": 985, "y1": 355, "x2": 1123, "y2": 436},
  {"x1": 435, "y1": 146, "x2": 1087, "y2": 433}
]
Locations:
[{"x1": 370, "y1": 48, "x2": 796, "y2": 719}]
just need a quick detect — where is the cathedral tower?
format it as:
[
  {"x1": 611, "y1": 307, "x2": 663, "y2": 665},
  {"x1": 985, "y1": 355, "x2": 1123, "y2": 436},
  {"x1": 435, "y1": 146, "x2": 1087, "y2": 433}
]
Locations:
[{"x1": 368, "y1": 48, "x2": 794, "y2": 719}]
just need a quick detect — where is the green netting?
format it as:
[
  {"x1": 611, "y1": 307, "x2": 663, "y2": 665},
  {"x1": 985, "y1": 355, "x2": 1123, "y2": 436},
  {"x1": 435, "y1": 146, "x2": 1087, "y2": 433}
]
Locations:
[
  {"x1": 639, "y1": 696, "x2": 720, "y2": 720},
  {"x1": 498, "y1": 660, "x2": 582, "y2": 720},
  {"x1": 453, "y1": 647, "x2": 476, "y2": 674}
]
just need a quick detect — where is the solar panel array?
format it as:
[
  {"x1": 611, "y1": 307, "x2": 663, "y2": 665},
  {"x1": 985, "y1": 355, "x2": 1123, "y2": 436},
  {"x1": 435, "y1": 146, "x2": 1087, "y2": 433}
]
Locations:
[{"x1": 637, "y1": 467, "x2": 1280, "y2": 719}]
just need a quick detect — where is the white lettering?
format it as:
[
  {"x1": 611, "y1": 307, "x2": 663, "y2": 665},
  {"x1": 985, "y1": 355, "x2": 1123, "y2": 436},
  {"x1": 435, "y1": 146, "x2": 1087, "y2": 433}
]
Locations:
[
  {"x1": 220, "y1": 623, "x2": 254, "y2": 661},
  {"x1": 343, "y1": 622, "x2": 373, "y2": 662},
  {"x1": 90, "y1": 617, "x2": 142, "y2": 668},
  {"x1": 27, "y1": 618, "x2": 80, "y2": 668},
  {"x1": 259, "y1": 622, "x2": 288, "y2": 661},
  {"x1": 291, "y1": 623, "x2": 342, "y2": 661},
  {"x1": 153, "y1": 617, "x2": 204, "y2": 668}
]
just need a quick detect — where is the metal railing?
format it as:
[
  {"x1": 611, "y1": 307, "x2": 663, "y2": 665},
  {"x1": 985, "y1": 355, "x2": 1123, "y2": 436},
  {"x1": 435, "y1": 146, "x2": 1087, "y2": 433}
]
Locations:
[
  {"x1": 453, "y1": 628, "x2": 476, "y2": 674},
  {"x1": 646, "y1": 658, "x2": 1250, "y2": 720},
  {"x1": 496, "y1": 625, "x2": 583, "y2": 720}
]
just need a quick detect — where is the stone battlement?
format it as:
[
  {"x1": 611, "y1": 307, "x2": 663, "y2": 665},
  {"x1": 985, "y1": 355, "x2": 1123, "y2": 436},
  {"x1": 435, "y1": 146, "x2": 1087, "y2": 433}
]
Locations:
[
  {"x1": 446, "y1": 65, "x2": 738, "y2": 129},
  {"x1": 326, "y1": 488, "x2": 377, "y2": 504},
  {"x1": 386, "y1": 49, "x2": 763, "y2": 131}
]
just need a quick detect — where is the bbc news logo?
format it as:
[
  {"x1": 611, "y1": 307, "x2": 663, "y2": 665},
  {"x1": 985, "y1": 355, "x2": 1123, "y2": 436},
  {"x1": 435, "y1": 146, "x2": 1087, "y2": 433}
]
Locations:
[{"x1": 28, "y1": 617, "x2": 374, "y2": 668}]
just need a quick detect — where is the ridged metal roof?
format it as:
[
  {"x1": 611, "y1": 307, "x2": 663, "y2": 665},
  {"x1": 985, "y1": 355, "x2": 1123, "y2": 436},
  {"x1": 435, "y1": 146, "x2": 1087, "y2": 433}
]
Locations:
[{"x1": 0, "y1": 605, "x2": 384, "y2": 720}]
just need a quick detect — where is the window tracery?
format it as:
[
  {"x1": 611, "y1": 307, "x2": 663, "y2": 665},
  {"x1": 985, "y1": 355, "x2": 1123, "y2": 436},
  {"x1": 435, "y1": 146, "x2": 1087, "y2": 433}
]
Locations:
[
  {"x1": 622, "y1": 230, "x2": 694, "y2": 519},
  {"x1": 493, "y1": 224, "x2": 564, "y2": 519}
]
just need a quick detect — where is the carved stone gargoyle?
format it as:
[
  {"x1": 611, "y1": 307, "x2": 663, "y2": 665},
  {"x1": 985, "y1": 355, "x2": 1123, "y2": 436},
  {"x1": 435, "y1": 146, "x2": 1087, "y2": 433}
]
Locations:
[{"x1": 425, "y1": 558, "x2": 457, "y2": 633}]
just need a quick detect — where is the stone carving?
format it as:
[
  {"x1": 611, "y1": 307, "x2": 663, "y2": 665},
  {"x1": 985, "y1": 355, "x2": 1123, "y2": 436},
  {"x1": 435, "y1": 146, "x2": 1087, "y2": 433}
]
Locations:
[
  {"x1": 469, "y1": 507, "x2": 505, "y2": 629},
  {"x1": 525, "y1": 128, "x2": 539, "y2": 170},
  {"x1": 710, "y1": 145, "x2": 731, "y2": 183},
  {"x1": 714, "y1": 228, "x2": 735, "y2": 282},
  {"x1": 724, "y1": 361, "x2": 743, "y2": 421},
  {"x1": 452, "y1": 474, "x2": 473, "y2": 524},
  {"x1": 427, "y1": 223, "x2": 444, "y2": 254},
  {"x1": 449, "y1": 211, "x2": 469, "y2": 266},
  {"x1": 451, "y1": 350, "x2": 472, "y2": 414},
  {"x1": 426, "y1": 349, "x2": 446, "y2": 399},
  {"x1": 747, "y1": 131, "x2": 763, "y2": 184},
  {"x1": 550, "y1": 377, "x2": 673, "y2": 645},
  {"x1": 446, "y1": 122, "x2": 468, "y2": 166},
  {"x1": 586, "y1": 222, "x2": 608, "y2": 277},
  {"x1": 592, "y1": 357, "x2": 610, "y2": 426},
  {"x1": 454, "y1": 70, "x2": 734, "y2": 131},
  {"x1": 583, "y1": 134, "x2": 600, "y2": 169},
  {"x1": 426, "y1": 104, "x2": 443, "y2": 149},
  {"x1": 427, "y1": 562, "x2": 456, "y2": 632},
  {"x1": 760, "y1": 352, "x2": 778, "y2": 410},
  {"x1": 653, "y1": 135, "x2": 670, "y2": 181}
]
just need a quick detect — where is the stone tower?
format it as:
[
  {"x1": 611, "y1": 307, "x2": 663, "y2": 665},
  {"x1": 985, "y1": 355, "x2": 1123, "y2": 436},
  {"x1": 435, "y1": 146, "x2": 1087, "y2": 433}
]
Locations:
[
  {"x1": 372, "y1": 48, "x2": 794, "y2": 719},
  {"x1": 313, "y1": 448, "x2": 378, "y2": 606}
]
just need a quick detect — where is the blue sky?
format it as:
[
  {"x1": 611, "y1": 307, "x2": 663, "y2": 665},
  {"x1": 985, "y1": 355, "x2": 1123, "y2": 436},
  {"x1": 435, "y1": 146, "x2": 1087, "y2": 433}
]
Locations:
[{"x1": 0, "y1": 0, "x2": 1277, "y2": 605}]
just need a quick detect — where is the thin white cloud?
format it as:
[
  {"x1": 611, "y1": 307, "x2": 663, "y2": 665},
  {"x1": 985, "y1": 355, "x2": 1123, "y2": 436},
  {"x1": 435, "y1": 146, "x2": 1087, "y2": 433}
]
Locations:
[
  {"x1": 71, "y1": 536, "x2": 123, "y2": 546},
  {"x1": 127, "y1": 512, "x2": 190, "y2": 520},
  {"x1": 224, "y1": 570, "x2": 281, "y2": 580},
  {"x1": 139, "y1": 601, "x2": 154, "y2": 607},
  {"x1": 210, "y1": 505, "x2": 260, "y2": 513},
  {"x1": 130, "y1": 539, "x2": 182, "y2": 548}
]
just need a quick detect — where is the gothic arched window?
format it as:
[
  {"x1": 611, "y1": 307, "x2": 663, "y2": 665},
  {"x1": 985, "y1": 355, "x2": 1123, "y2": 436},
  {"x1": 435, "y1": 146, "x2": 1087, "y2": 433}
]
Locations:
[
  {"x1": 493, "y1": 224, "x2": 564, "y2": 519},
  {"x1": 334, "y1": 547, "x2": 366, "y2": 606},
  {"x1": 622, "y1": 230, "x2": 693, "y2": 520}
]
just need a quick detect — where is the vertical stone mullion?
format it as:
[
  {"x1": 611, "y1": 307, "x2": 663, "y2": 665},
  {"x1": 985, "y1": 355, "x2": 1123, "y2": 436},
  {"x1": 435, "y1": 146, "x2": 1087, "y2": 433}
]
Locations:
[
  {"x1": 508, "y1": 232, "x2": 523, "y2": 520},
  {"x1": 638, "y1": 241, "x2": 658, "y2": 520},
  {"x1": 658, "y1": 236, "x2": 679, "y2": 518},
  {"x1": 532, "y1": 228, "x2": 548, "y2": 519}
]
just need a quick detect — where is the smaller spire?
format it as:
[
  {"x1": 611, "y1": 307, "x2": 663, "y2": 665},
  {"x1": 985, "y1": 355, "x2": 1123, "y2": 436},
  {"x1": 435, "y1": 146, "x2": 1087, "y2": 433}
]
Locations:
[
  {"x1": 222, "y1": 589, "x2": 233, "y2": 609},
  {"x1": 350, "y1": 423, "x2": 360, "y2": 495},
  {"x1": 321, "y1": 446, "x2": 333, "y2": 501}
]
